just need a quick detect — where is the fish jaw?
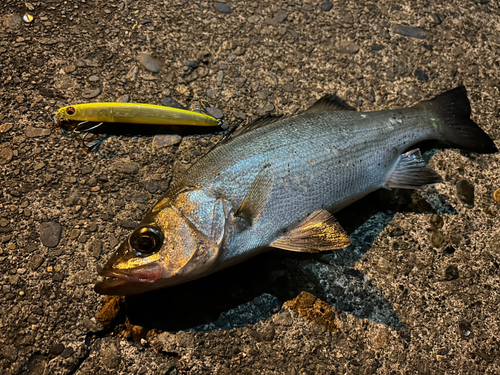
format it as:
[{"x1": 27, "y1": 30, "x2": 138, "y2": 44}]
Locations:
[
  {"x1": 95, "y1": 203, "x2": 224, "y2": 295},
  {"x1": 94, "y1": 239, "x2": 166, "y2": 295},
  {"x1": 94, "y1": 262, "x2": 164, "y2": 295}
]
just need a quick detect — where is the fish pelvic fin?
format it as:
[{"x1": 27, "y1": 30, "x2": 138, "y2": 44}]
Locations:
[
  {"x1": 235, "y1": 164, "x2": 274, "y2": 225},
  {"x1": 384, "y1": 148, "x2": 442, "y2": 189},
  {"x1": 305, "y1": 94, "x2": 356, "y2": 113},
  {"x1": 413, "y1": 86, "x2": 497, "y2": 154},
  {"x1": 270, "y1": 209, "x2": 351, "y2": 252}
]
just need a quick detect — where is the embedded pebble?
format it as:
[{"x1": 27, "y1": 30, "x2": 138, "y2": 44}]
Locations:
[
  {"x1": 39, "y1": 222, "x2": 62, "y2": 248},
  {"x1": 160, "y1": 97, "x2": 186, "y2": 109},
  {"x1": 185, "y1": 60, "x2": 198, "y2": 69},
  {"x1": 63, "y1": 64, "x2": 76, "y2": 73},
  {"x1": 25, "y1": 126, "x2": 51, "y2": 138},
  {"x1": 264, "y1": 102, "x2": 275, "y2": 112},
  {"x1": 259, "y1": 324, "x2": 275, "y2": 341},
  {"x1": 0, "y1": 143, "x2": 13, "y2": 165},
  {"x1": 429, "y1": 214, "x2": 444, "y2": 229},
  {"x1": 138, "y1": 53, "x2": 162, "y2": 73},
  {"x1": 156, "y1": 332, "x2": 177, "y2": 352},
  {"x1": 72, "y1": 270, "x2": 95, "y2": 285},
  {"x1": 176, "y1": 331, "x2": 195, "y2": 348},
  {"x1": 337, "y1": 41, "x2": 360, "y2": 54},
  {"x1": 444, "y1": 265, "x2": 459, "y2": 281},
  {"x1": 111, "y1": 160, "x2": 139, "y2": 174},
  {"x1": 0, "y1": 123, "x2": 13, "y2": 133},
  {"x1": 372, "y1": 328, "x2": 389, "y2": 349},
  {"x1": 132, "y1": 192, "x2": 148, "y2": 204},
  {"x1": 89, "y1": 75, "x2": 99, "y2": 82},
  {"x1": 143, "y1": 180, "x2": 160, "y2": 194},
  {"x1": 49, "y1": 343, "x2": 65, "y2": 356},
  {"x1": 81, "y1": 165, "x2": 93, "y2": 175},
  {"x1": 393, "y1": 25, "x2": 426, "y2": 39},
  {"x1": 206, "y1": 107, "x2": 223, "y2": 119},
  {"x1": 5, "y1": 14, "x2": 23, "y2": 31},
  {"x1": 273, "y1": 310, "x2": 293, "y2": 326},
  {"x1": 265, "y1": 10, "x2": 288, "y2": 26},
  {"x1": 89, "y1": 239, "x2": 102, "y2": 257},
  {"x1": 248, "y1": 15, "x2": 260, "y2": 23},
  {"x1": 117, "y1": 94, "x2": 130, "y2": 102},
  {"x1": 61, "y1": 347, "x2": 75, "y2": 359},
  {"x1": 234, "y1": 46, "x2": 246, "y2": 56},
  {"x1": 82, "y1": 88, "x2": 102, "y2": 99},
  {"x1": 153, "y1": 134, "x2": 182, "y2": 148},
  {"x1": 119, "y1": 220, "x2": 138, "y2": 229},
  {"x1": 29, "y1": 254, "x2": 44, "y2": 271},
  {"x1": 235, "y1": 77, "x2": 247, "y2": 88},
  {"x1": 1, "y1": 345, "x2": 18, "y2": 362},
  {"x1": 101, "y1": 341, "x2": 121, "y2": 370},
  {"x1": 456, "y1": 179, "x2": 474, "y2": 205},
  {"x1": 430, "y1": 231, "x2": 444, "y2": 248},
  {"x1": 321, "y1": 2, "x2": 333, "y2": 12},
  {"x1": 214, "y1": 3, "x2": 232, "y2": 14},
  {"x1": 414, "y1": 69, "x2": 429, "y2": 81}
]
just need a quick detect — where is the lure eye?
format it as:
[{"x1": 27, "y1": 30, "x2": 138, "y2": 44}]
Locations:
[
  {"x1": 65, "y1": 107, "x2": 76, "y2": 116},
  {"x1": 129, "y1": 226, "x2": 164, "y2": 255}
]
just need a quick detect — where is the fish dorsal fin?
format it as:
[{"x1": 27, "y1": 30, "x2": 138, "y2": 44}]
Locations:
[
  {"x1": 384, "y1": 148, "x2": 443, "y2": 189},
  {"x1": 305, "y1": 94, "x2": 355, "y2": 113},
  {"x1": 270, "y1": 209, "x2": 351, "y2": 252},
  {"x1": 235, "y1": 164, "x2": 274, "y2": 225},
  {"x1": 219, "y1": 115, "x2": 283, "y2": 146}
]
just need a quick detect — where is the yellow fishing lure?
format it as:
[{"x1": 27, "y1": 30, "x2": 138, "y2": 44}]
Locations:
[{"x1": 55, "y1": 102, "x2": 219, "y2": 127}]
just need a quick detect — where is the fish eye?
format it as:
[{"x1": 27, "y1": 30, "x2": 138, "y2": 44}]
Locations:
[
  {"x1": 65, "y1": 107, "x2": 76, "y2": 116},
  {"x1": 129, "y1": 225, "x2": 164, "y2": 255}
]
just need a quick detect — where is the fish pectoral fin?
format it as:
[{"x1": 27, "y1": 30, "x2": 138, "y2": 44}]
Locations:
[
  {"x1": 384, "y1": 148, "x2": 443, "y2": 189},
  {"x1": 235, "y1": 164, "x2": 274, "y2": 225},
  {"x1": 270, "y1": 209, "x2": 351, "y2": 253},
  {"x1": 305, "y1": 94, "x2": 355, "y2": 113}
]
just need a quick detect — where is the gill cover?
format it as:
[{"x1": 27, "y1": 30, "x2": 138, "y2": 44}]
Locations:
[{"x1": 95, "y1": 189, "x2": 229, "y2": 295}]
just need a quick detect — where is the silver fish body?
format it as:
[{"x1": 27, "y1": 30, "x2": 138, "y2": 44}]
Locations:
[{"x1": 95, "y1": 87, "x2": 497, "y2": 295}]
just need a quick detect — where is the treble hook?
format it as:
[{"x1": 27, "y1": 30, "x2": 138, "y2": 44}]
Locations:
[{"x1": 74, "y1": 121, "x2": 104, "y2": 133}]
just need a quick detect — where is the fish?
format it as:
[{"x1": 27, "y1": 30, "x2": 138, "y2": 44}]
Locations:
[
  {"x1": 94, "y1": 87, "x2": 497, "y2": 295},
  {"x1": 54, "y1": 102, "x2": 219, "y2": 130}
]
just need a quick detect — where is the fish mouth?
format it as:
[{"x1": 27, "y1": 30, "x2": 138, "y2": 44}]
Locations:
[{"x1": 94, "y1": 263, "x2": 164, "y2": 295}]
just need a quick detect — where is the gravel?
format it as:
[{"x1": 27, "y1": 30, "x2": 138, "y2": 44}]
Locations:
[{"x1": 1, "y1": 0, "x2": 499, "y2": 374}]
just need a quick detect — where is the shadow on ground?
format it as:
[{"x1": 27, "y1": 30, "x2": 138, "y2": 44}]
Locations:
[{"x1": 124, "y1": 166, "x2": 455, "y2": 332}]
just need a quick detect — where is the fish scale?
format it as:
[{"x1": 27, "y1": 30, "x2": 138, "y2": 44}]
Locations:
[{"x1": 186, "y1": 109, "x2": 437, "y2": 263}]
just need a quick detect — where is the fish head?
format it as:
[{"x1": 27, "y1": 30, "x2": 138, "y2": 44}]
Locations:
[
  {"x1": 54, "y1": 105, "x2": 79, "y2": 125},
  {"x1": 95, "y1": 195, "x2": 225, "y2": 295}
]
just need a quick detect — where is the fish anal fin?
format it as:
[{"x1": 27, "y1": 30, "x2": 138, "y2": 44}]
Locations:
[
  {"x1": 384, "y1": 148, "x2": 442, "y2": 189},
  {"x1": 305, "y1": 94, "x2": 355, "y2": 113},
  {"x1": 235, "y1": 164, "x2": 274, "y2": 225},
  {"x1": 271, "y1": 209, "x2": 350, "y2": 253}
]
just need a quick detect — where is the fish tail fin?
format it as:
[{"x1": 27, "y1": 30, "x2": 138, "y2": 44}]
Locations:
[{"x1": 414, "y1": 86, "x2": 497, "y2": 153}]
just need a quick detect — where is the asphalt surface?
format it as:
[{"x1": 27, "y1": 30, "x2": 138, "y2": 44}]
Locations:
[{"x1": 1, "y1": 0, "x2": 499, "y2": 374}]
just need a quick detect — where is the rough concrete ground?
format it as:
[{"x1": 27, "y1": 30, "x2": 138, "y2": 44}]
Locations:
[{"x1": 1, "y1": 0, "x2": 500, "y2": 374}]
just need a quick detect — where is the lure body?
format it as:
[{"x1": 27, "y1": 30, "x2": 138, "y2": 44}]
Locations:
[{"x1": 55, "y1": 103, "x2": 219, "y2": 127}]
